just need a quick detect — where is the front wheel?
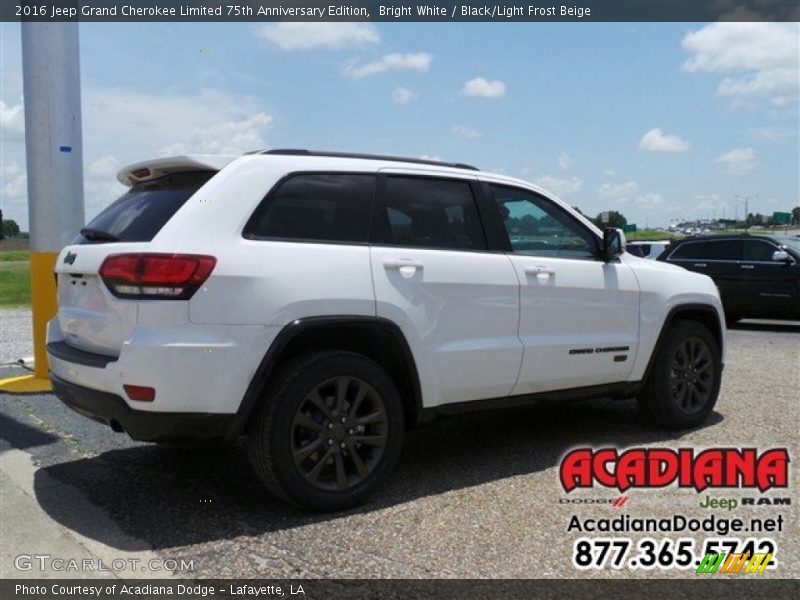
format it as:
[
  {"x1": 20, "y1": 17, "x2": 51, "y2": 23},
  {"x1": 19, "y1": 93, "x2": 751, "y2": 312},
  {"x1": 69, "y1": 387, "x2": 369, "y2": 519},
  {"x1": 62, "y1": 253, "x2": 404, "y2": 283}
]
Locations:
[
  {"x1": 638, "y1": 320, "x2": 722, "y2": 429},
  {"x1": 247, "y1": 351, "x2": 405, "y2": 511}
]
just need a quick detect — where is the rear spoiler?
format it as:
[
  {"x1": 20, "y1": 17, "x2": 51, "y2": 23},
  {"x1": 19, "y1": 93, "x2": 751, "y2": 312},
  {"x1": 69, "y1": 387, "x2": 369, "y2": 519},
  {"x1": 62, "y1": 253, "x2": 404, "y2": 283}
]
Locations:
[{"x1": 117, "y1": 155, "x2": 238, "y2": 186}]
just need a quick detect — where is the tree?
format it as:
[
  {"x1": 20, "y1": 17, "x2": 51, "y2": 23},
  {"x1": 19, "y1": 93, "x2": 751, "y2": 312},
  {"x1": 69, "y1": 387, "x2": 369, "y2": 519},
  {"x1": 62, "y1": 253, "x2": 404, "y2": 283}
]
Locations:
[
  {"x1": 2, "y1": 218, "x2": 20, "y2": 238},
  {"x1": 594, "y1": 210, "x2": 627, "y2": 228},
  {"x1": 792, "y1": 206, "x2": 800, "y2": 226}
]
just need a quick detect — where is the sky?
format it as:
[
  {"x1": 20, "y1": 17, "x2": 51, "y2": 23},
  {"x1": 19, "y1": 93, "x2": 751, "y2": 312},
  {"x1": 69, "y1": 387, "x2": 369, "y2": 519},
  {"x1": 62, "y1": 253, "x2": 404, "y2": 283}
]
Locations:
[{"x1": 1, "y1": 21, "x2": 798, "y2": 230}]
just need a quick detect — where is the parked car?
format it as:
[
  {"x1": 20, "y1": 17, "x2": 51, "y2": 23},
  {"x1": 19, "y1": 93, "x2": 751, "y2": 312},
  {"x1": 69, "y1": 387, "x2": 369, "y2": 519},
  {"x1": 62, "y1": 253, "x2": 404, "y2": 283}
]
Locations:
[
  {"x1": 658, "y1": 234, "x2": 800, "y2": 325},
  {"x1": 626, "y1": 240, "x2": 671, "y2": 260},
  {"x1": 48, "y1": 150, "x2": 725, "y2": 510}
]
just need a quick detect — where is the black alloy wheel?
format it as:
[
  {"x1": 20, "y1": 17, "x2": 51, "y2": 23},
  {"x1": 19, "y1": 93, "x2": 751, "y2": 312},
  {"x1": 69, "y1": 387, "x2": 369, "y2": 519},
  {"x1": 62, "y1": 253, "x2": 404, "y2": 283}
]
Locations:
[
  {"x1": 638, "y1": 319, "x2": 722, "y2": 429},
  {"x1": 248, "y1": 351, "x2": 404, "y2": 511},
  {"x1": 669, "y1": 336, "x2": 716, "y2": 416},
  {"x1": 290, "y1": 376, "x2": 388, "y2": 492}
]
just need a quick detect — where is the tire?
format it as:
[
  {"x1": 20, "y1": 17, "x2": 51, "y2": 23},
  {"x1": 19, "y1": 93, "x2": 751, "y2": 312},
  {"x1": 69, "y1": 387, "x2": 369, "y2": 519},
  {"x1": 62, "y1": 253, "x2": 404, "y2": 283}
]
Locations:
[
  {"x1": 247, "y1": 351, "x2": 405, "y2": 511},
  {"x1": 638, "y1": 319, "x2": 722, "y2": 429}
]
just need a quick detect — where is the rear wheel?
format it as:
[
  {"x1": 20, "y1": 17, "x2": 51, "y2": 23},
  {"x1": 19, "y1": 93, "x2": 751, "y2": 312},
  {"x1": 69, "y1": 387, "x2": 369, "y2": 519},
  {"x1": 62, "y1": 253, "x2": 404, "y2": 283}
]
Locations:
[
  {"x1": 247, "y1": 351, "x2": 404, "y2": 511},
  {"x1": 638, "y1": 320, "x2": 721, "y2": 429}
]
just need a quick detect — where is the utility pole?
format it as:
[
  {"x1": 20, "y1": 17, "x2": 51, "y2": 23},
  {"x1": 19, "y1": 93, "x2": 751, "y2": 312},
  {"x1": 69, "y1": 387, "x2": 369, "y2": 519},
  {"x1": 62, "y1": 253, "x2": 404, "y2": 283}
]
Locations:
[
  {"x1": 736, "y1": 194, "x2": 758, "y2": 231},
  {"x1": 0, "y1": 23, "x2": 85, "y2": 392}
]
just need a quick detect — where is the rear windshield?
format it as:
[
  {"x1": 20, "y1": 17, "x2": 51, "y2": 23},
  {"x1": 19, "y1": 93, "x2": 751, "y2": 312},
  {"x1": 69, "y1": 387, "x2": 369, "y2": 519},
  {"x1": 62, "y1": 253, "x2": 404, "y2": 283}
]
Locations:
[{"x1": 75, "y1": 171, "x2": 214, "y2": 244}]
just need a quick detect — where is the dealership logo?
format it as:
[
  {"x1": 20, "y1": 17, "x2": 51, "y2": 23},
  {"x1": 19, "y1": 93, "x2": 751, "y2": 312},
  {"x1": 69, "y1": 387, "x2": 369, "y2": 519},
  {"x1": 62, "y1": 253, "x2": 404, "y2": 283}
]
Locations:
[
  {"x1": 63, "y1": 251, "x2": 77, "y2": 265},
  {"x1": 560, "y1": 447, "x2": 789, "y2": 493}
]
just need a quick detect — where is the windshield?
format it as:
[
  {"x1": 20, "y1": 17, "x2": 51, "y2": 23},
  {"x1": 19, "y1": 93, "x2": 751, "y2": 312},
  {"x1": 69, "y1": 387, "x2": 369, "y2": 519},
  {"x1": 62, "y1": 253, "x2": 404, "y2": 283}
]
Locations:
[{"x1": 75, "y1": 171, "x2": 214, "y2": 244}]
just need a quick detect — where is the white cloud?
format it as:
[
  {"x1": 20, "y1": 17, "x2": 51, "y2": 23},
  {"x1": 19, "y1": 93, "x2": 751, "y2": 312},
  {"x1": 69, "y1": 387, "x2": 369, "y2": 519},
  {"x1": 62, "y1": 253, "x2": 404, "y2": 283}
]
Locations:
[
  {"x1": 158, "y1": 112, "x2": 271, "y2": 156},
  {"x1": 557, "y1": 152, "x2": 572, "y2": 170},
  {"x1": 682, "y1": 23, "x2": 799, "y2": 106},
  {"x1": 598, "y1": 180, "x2": 639, "y2": 202},
  {"x1": 0, "y1": 100, "x2": 25, "y2": 140},
  {"x1": 534, "y1": 175, "x2": 583, "y2": 198},
  {"x1": 391, "y1": 87, "x2": 417, "y2": 104},
  {"x1": 692, "y1": 193, "x2": 728, "y2": 214},
  {"x1": 1, "y1": 162, "x2": 26, "y2": 200},
  {"x1": 634, "y1": 192, "x2": 664, "y2": 207},
  {"x1": 255, "y1": 22, "x2": 380, "y2": 51},
  {"x1": 462, "y1": 77, "x2": 506, "y2": 98},
  {"x1": 748, "y1": 127, "x2": 795, "y2": 143},
  {"x1": 639, "y1": 128, "x2": 691, "y2": 152},
  {"x1": 88, "y1": 155, "x2": 120, "y2": 176},
  {"x1": 451, "y1": 125, "x2": 482, "y2": 139},
  {"x1": 344, "y1": 52, "x2": 432, "y2": 79},
  {"x1": 82, "y1": 88, "x2": 272, "y2": 160},
  {"x1": 715, "y1": 147, "x2": 757, "y2": 173}
]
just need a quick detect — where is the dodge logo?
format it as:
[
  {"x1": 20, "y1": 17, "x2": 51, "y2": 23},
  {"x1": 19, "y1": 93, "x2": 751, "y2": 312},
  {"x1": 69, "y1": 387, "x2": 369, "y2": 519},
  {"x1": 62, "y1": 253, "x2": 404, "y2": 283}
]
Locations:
[{"x1": 63, "y1": 251, "x2": 77, "y2": 265}]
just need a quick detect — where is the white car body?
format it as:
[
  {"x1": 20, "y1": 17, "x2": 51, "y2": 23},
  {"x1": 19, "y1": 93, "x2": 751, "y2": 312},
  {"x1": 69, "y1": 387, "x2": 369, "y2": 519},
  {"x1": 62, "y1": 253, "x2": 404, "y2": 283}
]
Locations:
[{"x1": 47, "y1": 151, "x2": 725, "y2": 442}]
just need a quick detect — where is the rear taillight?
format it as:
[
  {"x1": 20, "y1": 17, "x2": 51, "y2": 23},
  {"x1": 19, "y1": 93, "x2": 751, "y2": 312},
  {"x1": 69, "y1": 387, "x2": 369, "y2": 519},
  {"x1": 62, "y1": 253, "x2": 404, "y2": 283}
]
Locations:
[{"x1": 99, "y1": 253, "x2": 216, "y2": 300}]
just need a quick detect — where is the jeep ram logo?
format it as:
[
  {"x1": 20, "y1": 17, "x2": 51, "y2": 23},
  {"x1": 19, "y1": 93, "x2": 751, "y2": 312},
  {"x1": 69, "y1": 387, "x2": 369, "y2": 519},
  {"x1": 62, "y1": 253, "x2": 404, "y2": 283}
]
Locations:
[{"x1": 63, "y1": 251, "x2": 77, "y2": 265}]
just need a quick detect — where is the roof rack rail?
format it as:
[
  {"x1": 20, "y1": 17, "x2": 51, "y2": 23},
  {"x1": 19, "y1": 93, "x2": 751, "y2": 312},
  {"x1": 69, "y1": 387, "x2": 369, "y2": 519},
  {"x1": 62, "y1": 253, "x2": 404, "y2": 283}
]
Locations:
[{"x1": 260, "y1": 149, "x2": 479, "y2": 171}]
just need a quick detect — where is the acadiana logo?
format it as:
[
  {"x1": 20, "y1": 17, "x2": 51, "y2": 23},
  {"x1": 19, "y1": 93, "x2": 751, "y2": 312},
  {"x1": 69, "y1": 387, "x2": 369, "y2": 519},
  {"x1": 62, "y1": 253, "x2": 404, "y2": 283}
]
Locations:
[{"x1": 560, "y1": 447, "x2": 789, "y2": 493}]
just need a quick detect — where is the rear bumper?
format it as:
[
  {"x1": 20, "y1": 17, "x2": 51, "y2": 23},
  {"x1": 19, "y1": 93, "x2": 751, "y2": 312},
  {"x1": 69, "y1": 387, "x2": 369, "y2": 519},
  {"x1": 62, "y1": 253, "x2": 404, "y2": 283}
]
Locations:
[
  {"x1": 50, "y1": 373, "x2": 237, "y2": 443},
  {"x1": 46, "y1": 316, "x2": 278, "y2": 414}
]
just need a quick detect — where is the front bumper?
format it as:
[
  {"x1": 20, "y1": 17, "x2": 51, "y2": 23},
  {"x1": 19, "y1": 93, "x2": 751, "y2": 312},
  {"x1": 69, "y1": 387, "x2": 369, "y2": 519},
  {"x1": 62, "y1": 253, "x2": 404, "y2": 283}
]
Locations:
[{"x1": 50, "y1": 372, "x2": 237, "y2": 443}]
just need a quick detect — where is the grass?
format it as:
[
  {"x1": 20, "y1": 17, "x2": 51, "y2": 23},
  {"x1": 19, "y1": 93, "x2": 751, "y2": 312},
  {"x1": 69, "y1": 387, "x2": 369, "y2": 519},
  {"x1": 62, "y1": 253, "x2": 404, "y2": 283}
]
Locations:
[
  {"x1": 0, "y1": 254, "x2": 31, "y2": 306},
  {"x1": 0, "y1": 247, "x2": 31, "y2": 306},
  {"x1": 625, "y1": 230, "x2": 677, "y2": 242},
  {"x1": 0, "y1": 250, "x2": 30, "y2": 262}
]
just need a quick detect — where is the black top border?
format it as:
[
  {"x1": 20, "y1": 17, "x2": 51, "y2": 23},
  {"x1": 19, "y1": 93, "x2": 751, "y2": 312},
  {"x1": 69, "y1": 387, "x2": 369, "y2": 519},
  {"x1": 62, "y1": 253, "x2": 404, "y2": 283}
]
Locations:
[{"x1": 4, "y1": 1, "x2": 800, "y2": 22}]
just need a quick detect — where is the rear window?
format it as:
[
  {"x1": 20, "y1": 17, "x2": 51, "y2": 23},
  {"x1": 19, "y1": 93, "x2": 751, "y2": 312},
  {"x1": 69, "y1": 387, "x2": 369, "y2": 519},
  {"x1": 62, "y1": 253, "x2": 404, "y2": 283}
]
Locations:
[
  {"x1": 704, "y1": 240, "x2": 741, "y2": 261},
  {"x1": 372, "y1": 176, "x2": 487, "y2": 251},
  {"x1": 76, "y1": 171, "x2": 213, "y2": 244},
  {"x1": 668, "y1": 241, "x2": 706, "y2": 260},
  {"x1": 243, "y1": 173, "x2": 375, "y2": 244}
]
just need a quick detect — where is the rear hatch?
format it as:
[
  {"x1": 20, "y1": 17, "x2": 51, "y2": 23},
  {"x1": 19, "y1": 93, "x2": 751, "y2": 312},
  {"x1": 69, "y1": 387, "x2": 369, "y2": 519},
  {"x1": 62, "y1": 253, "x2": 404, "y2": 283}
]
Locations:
[{"x1": 55, "y1": 158, "x2": 229, "y2": 356}]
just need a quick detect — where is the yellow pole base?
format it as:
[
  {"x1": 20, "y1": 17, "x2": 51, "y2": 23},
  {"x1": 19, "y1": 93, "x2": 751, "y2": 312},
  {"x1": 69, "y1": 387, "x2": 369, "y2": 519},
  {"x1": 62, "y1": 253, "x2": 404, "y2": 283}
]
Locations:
[
  {"x1": 0, "y1": 374, "x2": 53, "y2": 394},
  {"x1": 30, "y1": 251, "x2": 59, "y2": 380}
]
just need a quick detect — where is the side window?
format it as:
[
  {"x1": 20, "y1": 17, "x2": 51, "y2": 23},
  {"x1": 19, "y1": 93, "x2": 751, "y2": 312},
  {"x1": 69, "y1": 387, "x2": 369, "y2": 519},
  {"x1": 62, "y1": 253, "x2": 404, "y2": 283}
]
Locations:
[
  {"x1": 489, "y1": 185, "x2": 596, "y2": 259},
  {"x1": 669, "y1": 242, "x2": 707, "y2": 260},
  {"x1": 373, "y1": 176, "x2": 487, "y2": 250},
  {"x1": 742, "y1": 240, "x2": 777, "y2": 262},
  {"x1": 704, "y1": 240, "x2": 741, "y2": 261},
  {"x1": 244, "y1": 173, "x2": 375, "y2": 243}
]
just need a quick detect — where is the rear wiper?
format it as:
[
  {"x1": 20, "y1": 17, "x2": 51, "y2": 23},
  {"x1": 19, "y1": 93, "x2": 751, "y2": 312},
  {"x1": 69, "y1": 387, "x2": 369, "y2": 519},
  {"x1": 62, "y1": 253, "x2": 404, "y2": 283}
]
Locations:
[{"x1": 80, "y1": 227, "x2": 119, "y2": 242}]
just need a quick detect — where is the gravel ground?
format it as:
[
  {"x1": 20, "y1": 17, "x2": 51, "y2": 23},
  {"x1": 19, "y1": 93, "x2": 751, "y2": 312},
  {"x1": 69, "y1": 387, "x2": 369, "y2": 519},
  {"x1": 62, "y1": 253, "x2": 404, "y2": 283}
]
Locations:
[
  {"x1": 0, "y1": 316, "x2": 798, "y2": 580},
  {"x1": 0, "y1": 308, "x2": 33, "y2": 364}
]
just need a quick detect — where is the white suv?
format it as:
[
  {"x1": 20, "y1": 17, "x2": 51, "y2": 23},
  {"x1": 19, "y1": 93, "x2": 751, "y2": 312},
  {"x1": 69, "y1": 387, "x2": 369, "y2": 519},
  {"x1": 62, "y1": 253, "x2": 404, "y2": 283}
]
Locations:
[{"x1": 48, "y1": 150, "x2": 725, "y2": 510}]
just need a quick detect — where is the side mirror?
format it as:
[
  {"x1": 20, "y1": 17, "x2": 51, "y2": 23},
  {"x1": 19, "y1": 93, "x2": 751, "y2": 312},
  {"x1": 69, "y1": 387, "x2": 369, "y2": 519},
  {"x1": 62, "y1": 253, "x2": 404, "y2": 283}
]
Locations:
[
  {"x1": 772, "y1": 250, "x2": 791, "y2": 263},
  {"x1": 602, "y1": 228, "x2": 625, "y2": 262}
]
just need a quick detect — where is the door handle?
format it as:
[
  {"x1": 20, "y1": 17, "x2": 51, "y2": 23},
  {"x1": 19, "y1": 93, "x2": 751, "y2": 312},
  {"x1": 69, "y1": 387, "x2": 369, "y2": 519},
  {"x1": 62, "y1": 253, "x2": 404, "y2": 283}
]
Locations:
[
  {"x1": 525, "y1": 266, "x2": 555, "y2": 276},
  {"x1": 383, "y1": 259, "x2": 424, "y2": 270},
  {"x1": 693, "y1": 263, "x2": 707, "y2": 268},
  {"x1": 740, "y1": 264, "x2": 755, "y2": 269}
]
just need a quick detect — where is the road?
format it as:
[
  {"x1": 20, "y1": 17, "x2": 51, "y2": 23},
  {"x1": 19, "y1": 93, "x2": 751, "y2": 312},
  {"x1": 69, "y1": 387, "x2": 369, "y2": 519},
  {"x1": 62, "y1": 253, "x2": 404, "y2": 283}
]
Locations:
[{"x1": 1, "y1": 320, "x2": 798, "y2": 579}]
